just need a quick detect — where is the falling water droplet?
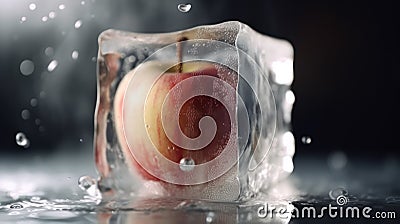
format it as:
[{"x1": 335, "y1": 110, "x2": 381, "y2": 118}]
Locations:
[
  {"x1": 81, "y1": 1, "x2": 85, "y2": 5},
  {"x1": 30, "y1": 98, "x2": 38, "y2": 107},
  {"x1": 74, "y1": 20, "x2": 82, "y2": 29},
  {"x1": 327, "y1": 150, "x2": 347, "y2": 170},
  {"x1": 78, "y1": 176, "x2": 96, "y2": 191},
  {"x1": 41, "y1": 16, "x2": 48, "y2": 22},
  {"x1": 79, "y1": 138, "x2": 83, "y2": 142},
  {"x1": 15, "y1": 132, "x2": 30, "y2": 148},
  {"x1": 29, "y1": 3, "x2": 36, "y2": 11},
  {"x1": 47, "y1": 60, "x2": 58, "y2": 72},
  {"x1": 179, "y1": 157, "x2": 195, "y2": 171},
  {"x1": 10, "y1": 204, "x2": 23, "y2": 209},
  {"x1": 20, "y1": 16, "x2": 27, "y2": 23},
  {"x1": 71, "y1": 50, "x2": 79, "y2": 60},
  {"x1": 21, "y1": 109, "x2": 30, "y2": 120},
  {"x1": 35, "y1": 119, "x2": 41, "y2": 125},
  {"x1": 206, "y1": 212, "x2": 215, "y2": 223},
  {"x1": 329, "y1": 187, "x2": 348, "y2": 200},
  {"x1": 177, "y1": 3, "x2": 191, "y2": 13},
  {"x1": 49, "y1": 11, "x2": 56, "y2": 19},
  {"x1": 301, "y1": 136, "x2": 312, "y2": 144},
  {"x1": 20, "y1": 60, "x2": 34, "y2": 76},
  {"x1": 58, "y1": 4, "x2": 65, "y2": 10}
]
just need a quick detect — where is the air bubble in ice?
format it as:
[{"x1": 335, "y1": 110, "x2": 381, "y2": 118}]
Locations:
[
  {"x1": 72, "y1": 50, "x2": 79, "y2": 60},
  {"x1": 10, "y1": 204, "x2": 23, "y2": 209},
  {"x1": 16, "y1": 132, "x2": 30, "y2": 148},
  {"x1": 30, "y1": 98, "x2": 38, "y2": 107},
  {"x1": 179, "y1": 157, "x2": 195, "y2": 171},
  {"x1": 177, "y1": 3, "x2": 191, "y2": 13},
  {"x1": 29, "y1": 3, "x2": 36, "y2": 11},
  {"x1": 74, "y1": 20, "x2": 82, "y2": 29},
  {"x1": 58, "y1": 4, "x2": 65, "y2": 10},
  {"x1": 47, "y1": 60, "x2": 58, "y2": 72},
  {"x1": 21, "y1": 109, "x2": 30, "y2": 120},
  {"x1": 78, "y1": 176, "x2": 96, "y2": 191},
  {"x1": 20, "y1": 60, "x2": 34, "y2": 76},
  {"x1": 329, "y1": 187, "x2": 348, "y2": 200},
  {"x1": 301, "y1": 136, "x2": 312, "y2": 144}
]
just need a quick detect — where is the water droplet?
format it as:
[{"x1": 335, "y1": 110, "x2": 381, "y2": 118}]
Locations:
[
  {"x1": 20, "y1": 60, "x2": 34, "y2": 76},
  {"x1": 301, "y1": 136, "x2": 312, "y2": 144},
  {"x1": 35, "y1": 118, "x2": 41, "y2": 125},
  {"x1": 81, "y1": 1, "x2": 85, "y2": 5},
  {"x1": 58, "y1": 4, "x2": 65, "y2": 10},
  {"x1": 21, "y1": 109, "x2": 30, "y2": 120},
  {"x1": 177, "y1": 3, "x2": 191, "y2": 12},
  {"x1": 44, "y1": 47, "x2": 54, "y2": 57},
  {"x1": 38, "y1": 126, "x2": 45, "y2": 132},
  {"x1": 30, "y1": 98, "x2": 38, "y2": 107},
  {"x1": 71, "y1": 50, "x2": 79, "y2": 60},
  {"x1": 39, "y1": 91, "x2": 46, "y2": 98},
  {"x1": 79, "y1": 138, "x2": 83, "y2": 142},
  {"x1": 329, "y1": 187, "x2": 348, "y2": 200},
  {"x1": 47, "y1": 60, "x2": 58, "y2": 72},
  {"x1": 206, "y1": 212, "x2": 215, "y2": 223},
  {"x1": 10, "y1": 204, "x2": 23, "y2": 209},
  {"x1": 15, "y1": 132, "x2": 30, "y2": 148},
  {"x1": 20, "y1": 16, "x2": 27, "y2": 23},
  {"x1": 78, "y1": 176, "x2": 96, "y2": 191},
  {"x1": 49, "y1": 11, "x2": 56, "y2": 19},
  {"x1": 91, "y1": 57, "x2": 96, "y2": 62},
  {"x1": 179, "y1": 157, "x2": 195, "y2": 171},
  {"x1": 41, "y1": 16, "x2": 48, "y2": 22},
  {"x1": 29, "y1": 3, "x2": 36, "y2": 11},
  {"x1": 74, "y1": 20, "x2": 82, "y2": 29}
]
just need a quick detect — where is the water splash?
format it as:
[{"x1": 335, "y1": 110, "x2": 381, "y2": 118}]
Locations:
[{"x1": 329, "y1": 187, "x2": 348, "y2": 200}]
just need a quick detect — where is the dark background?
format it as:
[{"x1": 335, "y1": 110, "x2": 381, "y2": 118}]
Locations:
[{"x1": 0, "y1": 0, "x2": 399, "y2": 160}]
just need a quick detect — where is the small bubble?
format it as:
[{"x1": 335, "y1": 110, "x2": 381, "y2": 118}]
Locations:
[
  {"x1": 49, "y1": 11, "x2": 56, "y2": 19},
  {"x1": 29, "y1": 3, "x2": 36, "y2": 11},
  {"x1": 145, "y1": 124, "x2": 149, "y2": 128},
  {"x1": 41, "y1": 16, "x2": 48, "y2": 22},
  {"x1": 30, "y1": 98, "x2": 38, "y2": 107},
  {"x1": 71, "y1": 50, "x2": 79, "y2": 60},
  {"x1": 16, "y1": 132, "x2": 30, "y2": 148},
  {"x1": 78, "y1": 176, "x2": 96, "y2": 191},
  {"x1": 329, "y1": 187, "x2": 348, "y2": 200},
  {"x1": 177, "y1": 3, "x2": 192, "y2": 13},
  {"x1": 21, "y1": 109, "x2": 30, "y2": 120},
  {"x1": 74, "y1": 20, "x2": 82, "y2": 29},
  {"x1": 301, "y1": 136, "x2": 312, "y2": 144},
  {"x1": 58, "y1": 4, "x2": 65, "y2": 10},
  {"x1": 47, "y1": 60, "x2": 58, "y2": 72},
  {"x1": 179, "y1": 157, "x2": 195, "y2": 171},
  {"x1": 35, "y1": 118, "x2": 41, "y2": 125},
  {"x1": 10, "y1": 204, "x2": 23, "y2": 209},
  {"x1": 20, "y1": 60, "x2": 34, "y2": 76},
  {"x1": 44, "y1": 47, "x2": 54, "y2": 57}
]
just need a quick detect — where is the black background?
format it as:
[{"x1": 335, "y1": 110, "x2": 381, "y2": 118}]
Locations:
[{"x1": 0, "y1": 0, "x2": 399, "y2": 159}]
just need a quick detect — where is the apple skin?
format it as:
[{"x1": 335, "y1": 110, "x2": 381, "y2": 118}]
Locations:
[{"x1": 114, "y1": 61, "x2": 238, "y2": 184}]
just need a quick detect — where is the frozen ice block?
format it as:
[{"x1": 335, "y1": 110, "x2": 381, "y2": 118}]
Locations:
[{"x1": 94, "y1": 21, "x2": 294, "y2": 202}]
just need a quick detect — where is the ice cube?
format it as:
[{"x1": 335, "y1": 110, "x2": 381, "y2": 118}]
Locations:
[{"x1": 94, "y1": 21, "x2": 294, "y2": 202}]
